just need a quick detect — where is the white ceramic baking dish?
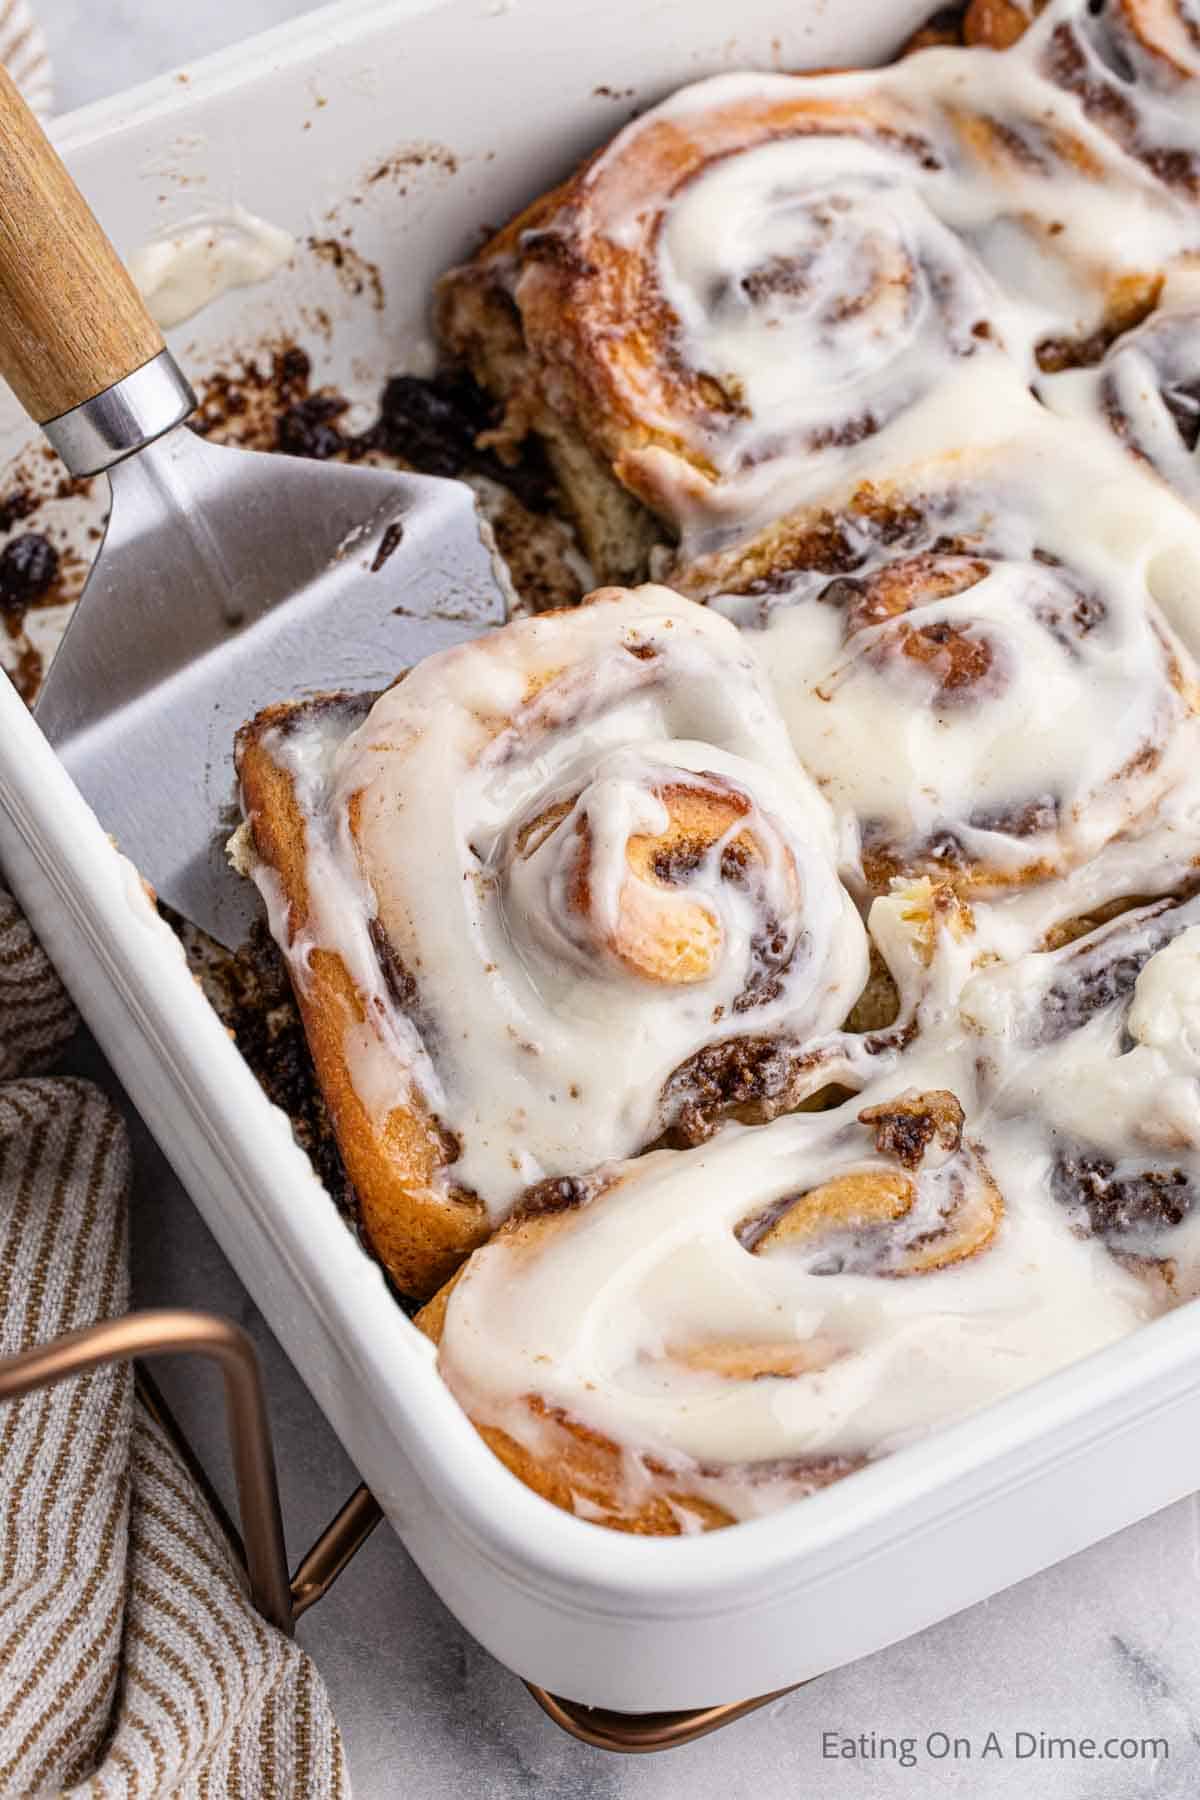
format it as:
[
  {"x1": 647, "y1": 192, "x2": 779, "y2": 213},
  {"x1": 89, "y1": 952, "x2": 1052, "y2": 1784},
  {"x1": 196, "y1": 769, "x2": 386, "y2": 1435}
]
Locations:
[{"x1": 3, "y1": 0, "x2": 1200, "y2": 1715}]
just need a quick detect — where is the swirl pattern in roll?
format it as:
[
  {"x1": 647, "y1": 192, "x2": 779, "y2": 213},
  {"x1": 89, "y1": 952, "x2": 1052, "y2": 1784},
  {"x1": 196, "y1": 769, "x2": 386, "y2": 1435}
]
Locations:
[
  {"x1": 903, "y1": 0, "x2": 1043, "y2": 53},
  {"x1": 417, "y1": 881, "x2": 1200, "y2": 1530},
  {"x1": 439, "y1": 72, "x2": 1013, "y2": 571},
  {"x1": 417, "y1": 1064, "x2": 1151, "y2": 1529},
  {"x1": 712, "y1": 425, "x2": 1200, "y2": 894},
  {"x1": 1036, "y1": 0, "x2": 1200, "y2": 184},
  {"x1": 235, "y1": 0, "x2": 1200, "y2": 1525},
  {"x1": 438, "y1": 0, "x2": 1200, "y2": 583},
  {"x1": 235, "y1": 587, "x2": 870, "y2": 1294}
]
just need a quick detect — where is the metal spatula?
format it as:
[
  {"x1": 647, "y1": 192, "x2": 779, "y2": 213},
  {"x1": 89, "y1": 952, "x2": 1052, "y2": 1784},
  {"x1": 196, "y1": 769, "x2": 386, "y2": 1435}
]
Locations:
[{"x1": 0, "y1": 67, "x2": 508, "y2": 949}]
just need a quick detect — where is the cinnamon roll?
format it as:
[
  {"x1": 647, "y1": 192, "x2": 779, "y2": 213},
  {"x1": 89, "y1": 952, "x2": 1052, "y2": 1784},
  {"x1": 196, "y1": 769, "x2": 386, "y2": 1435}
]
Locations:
[
  {"x1": 437, "y1": 0, "x2": 1200, "y2": 585},
  {"x1": 413, "y1": 865, "x2": 1200, "y2": 1533},
  {"x1": 416, "y1": 1067, "x2": 1147, "y2": 1531},
  {"x1": 227, "y1": 0, "x2": 1200, "y2": 1525},
  {"x1": 940, "y1": 0, "x2": 1200, "y2": 368},
  {"x1": 710, "y1": 430, "x2": 1200, "y2": 895},
  {"x1": 437, "y1": 71, "x2": 1008, "y2": 579},
  {"x1": 234, "y1": 587, "x2": 869, "y2": 1296}
]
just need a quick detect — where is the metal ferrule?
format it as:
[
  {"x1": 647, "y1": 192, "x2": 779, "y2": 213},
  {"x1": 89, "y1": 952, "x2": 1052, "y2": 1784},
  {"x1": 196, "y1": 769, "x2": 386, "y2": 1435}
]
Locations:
[{"x1": 41, "y1": 347, "x2": 196, "y2": 477}]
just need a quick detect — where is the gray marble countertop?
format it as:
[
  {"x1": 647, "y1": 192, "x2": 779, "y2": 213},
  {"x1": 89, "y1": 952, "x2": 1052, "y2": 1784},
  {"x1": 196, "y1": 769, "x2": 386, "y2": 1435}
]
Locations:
[{"x1": 30, "y1": 3, "x2": 1200, "y2": 1794}]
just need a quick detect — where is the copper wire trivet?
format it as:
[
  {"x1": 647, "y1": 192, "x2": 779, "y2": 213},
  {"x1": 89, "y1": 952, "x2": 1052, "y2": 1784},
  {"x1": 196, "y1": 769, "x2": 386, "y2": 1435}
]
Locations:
[{"x1": 0, "y1": 1308, "x2": 804, "y2": 1752}]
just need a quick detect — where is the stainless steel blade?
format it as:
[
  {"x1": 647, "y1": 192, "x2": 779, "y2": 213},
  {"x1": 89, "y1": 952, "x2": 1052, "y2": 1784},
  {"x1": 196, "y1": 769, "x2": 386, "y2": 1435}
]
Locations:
[{"x1": 34, "y1": 425, "x2": 509, "y2": 948}]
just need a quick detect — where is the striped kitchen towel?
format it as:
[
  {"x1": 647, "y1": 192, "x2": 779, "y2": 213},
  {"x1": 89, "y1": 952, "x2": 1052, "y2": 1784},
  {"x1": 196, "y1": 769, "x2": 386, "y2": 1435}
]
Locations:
[{"x1": 0, "y1": 885, "x2": 349, "y2": 1797}]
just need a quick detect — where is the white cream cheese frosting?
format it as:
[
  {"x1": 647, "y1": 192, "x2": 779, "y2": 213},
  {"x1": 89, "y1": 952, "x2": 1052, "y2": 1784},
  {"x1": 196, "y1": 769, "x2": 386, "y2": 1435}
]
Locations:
[
  {"x1": 129, "y1": 205, "x2": 294, "y2": 330},
  {"x1": 410, "y1": 0, "x2": 1200, "y2": 1523},
  {"x1": 240, "y1": 0, "x2": 1200, "y2": 1526},
  {"x1": 1128, "y1": 924, "x2": 1200, "y2": 1077},
  {"x1": 434, "y1": 904, "x2": 1200, "y2": 1513},
  {"x1": 492, "y1": 0, "x2": 1200, "y2": 563},
  {"x1": 246, "y1": 587, "x2": 870, "y2": 1212},
  {"x1": 714, "y1": 404, "x2": 1200, "y2": 894}
]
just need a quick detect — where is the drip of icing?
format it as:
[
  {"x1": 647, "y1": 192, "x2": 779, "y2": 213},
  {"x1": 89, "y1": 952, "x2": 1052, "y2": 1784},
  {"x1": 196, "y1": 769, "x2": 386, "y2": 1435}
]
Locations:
[
  {"x1": 129, "y1": 205, "x2": 294, "y2": 329},
  {"x1": 964, "y1": 895, "x2": 1200, "y2": 1158}
]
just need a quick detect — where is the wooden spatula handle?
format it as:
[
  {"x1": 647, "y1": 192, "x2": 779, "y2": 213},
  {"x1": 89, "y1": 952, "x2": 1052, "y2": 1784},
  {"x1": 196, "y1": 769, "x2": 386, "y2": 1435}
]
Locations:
[{"x1": 0, "y1": 63, "x2": 165, "y2": 425}]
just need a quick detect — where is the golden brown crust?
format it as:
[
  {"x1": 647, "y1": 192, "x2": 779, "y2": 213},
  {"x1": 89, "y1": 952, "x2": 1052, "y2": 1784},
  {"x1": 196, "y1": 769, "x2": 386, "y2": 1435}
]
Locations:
[
  {"x1": 435, "y1": 222, "x2": 662, "y2": 586},
  {"x1": 236, "y1": 701, "x2": 487, "y2": 1298},
  {"x1": 436, "y1": 68, "x2": 971, "y2": 600},
  {"x1": 414, "y1": 1213, "x2": 857, "y2": 1534},
  {"x1": 414, "y1": 1074, "x2": 1008, "y2": 1530},
  {"x1": 903, "y1": 4, "x2": 1043, "y2": 58},
  {"x1": 414, "y1": 1223, "x2": 729, "y2": 1533},
  {"x1": 437, "y1": 18, "x2": 1189, "y2": 601},
  {"x1": 965, "y1": 0, "x2": 1043, "y2": 50},
  {"x1": 437, "y1": 87, "x2": 934, "y2": 571}
]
